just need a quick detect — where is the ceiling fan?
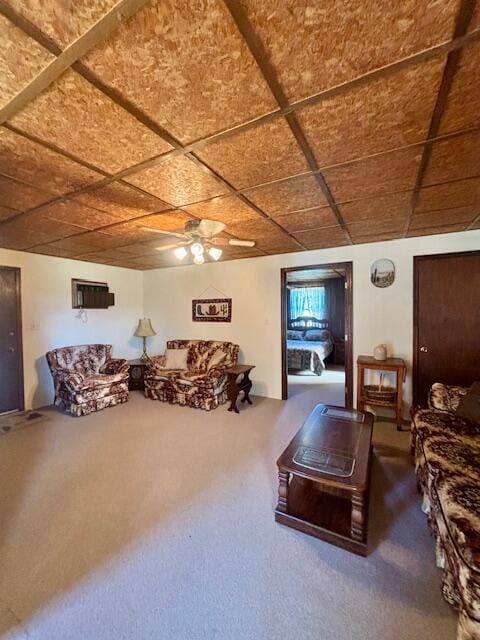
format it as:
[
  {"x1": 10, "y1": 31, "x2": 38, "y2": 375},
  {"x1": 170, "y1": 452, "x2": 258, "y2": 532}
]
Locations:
[{"x1": 142, "y1": 219, "x2": 256, "y2": 264}]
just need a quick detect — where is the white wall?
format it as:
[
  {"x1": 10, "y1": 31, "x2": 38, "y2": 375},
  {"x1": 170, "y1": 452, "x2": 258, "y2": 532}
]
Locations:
[
  {"x1": 143, "y1": 230, "x2": 480, "y2": 416},
  {"x1": 0, "y1": 249, "x2": 143, "y2": 409}
]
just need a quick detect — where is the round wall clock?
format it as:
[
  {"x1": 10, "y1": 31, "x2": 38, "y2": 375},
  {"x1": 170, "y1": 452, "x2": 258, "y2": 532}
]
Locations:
[{"x1": 371, "y1": 258, "x2": 395, "y2": 288}]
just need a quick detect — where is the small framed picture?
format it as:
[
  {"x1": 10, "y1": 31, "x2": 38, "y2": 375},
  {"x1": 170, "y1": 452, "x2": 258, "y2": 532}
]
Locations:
[
  {"x1": 371, "y1": 259, "x2": 395, "y2": 288},
  {"x1": 192, "y1": 298, "x2": 232, "y2": 322}
]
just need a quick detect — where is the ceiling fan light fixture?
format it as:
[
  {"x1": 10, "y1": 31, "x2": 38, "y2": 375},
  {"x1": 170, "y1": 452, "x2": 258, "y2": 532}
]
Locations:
[
  {"x1": 191, "y1": 241, "x2": 204, "y2": 257},
  {"x1": 174, "y1": 246, "x2": 188, "y2": 260},
  {"x1": 193, "y1": 254, "x2": 205, "y2": 265},
  {"x1": 208, "y1": 247, "x2": 222, "y2": 261}
]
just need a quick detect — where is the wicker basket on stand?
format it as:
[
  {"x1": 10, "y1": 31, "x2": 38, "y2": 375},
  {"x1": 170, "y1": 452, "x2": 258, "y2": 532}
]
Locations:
[{"x1": 364, "y1": 373, "x2": 397, "y2": 406}]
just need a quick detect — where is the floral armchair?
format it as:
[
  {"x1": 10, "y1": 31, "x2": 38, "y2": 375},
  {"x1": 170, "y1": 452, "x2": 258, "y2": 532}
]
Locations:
[
  {"x1": 145, "y1": 340, "x2": 239, "y2": 411},
  {"x1": 411, "y1": 383, "x2": 480, "y2": 640},
  {"x1": 46, "y1": 344, "x2": 130, "y2": 417}
]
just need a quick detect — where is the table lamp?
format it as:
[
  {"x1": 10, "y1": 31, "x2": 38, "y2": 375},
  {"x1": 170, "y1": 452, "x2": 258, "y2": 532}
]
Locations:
[{"x1": 134, "y1": 318, "x2": 156, "y2": 362}]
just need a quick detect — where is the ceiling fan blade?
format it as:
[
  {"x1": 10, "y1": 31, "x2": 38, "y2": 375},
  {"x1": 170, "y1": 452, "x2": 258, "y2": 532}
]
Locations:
[
  {"x1": 154, "y1": 243, "x2": 185, "y2": 253},
  {"x1": 196, "y1": 219, "x2": 226, "y2": 237},
  {"x1": 141, "y1": 226, "x2": 188, "y2": 240},
  {"x1": 209, "y1": 236, "x2": 229, "y2": 246},
  {"x1": 228, "y1": 238, "x2": 256, "y2": 248}
]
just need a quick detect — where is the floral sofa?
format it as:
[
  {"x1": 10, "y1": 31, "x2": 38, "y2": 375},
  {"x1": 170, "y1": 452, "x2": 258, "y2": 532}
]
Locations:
[
  {"x1": 411, "y1": 383, "x2": 480, "y2": 640},
  {"x1": 145, "y1": 340, "x2": 239, "y2": 411},
  {"x1": 46, "y1": 344, "x2": 129, "y2": 417}
]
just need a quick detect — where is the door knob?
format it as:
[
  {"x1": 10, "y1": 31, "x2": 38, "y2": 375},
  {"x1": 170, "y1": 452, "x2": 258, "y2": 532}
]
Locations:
[
  {"x1": 420, "y1": 346, "x2": 428, "y2": 353},
  {"x1": 8, "y1": 346, "x2": 15, "y2": 353}
]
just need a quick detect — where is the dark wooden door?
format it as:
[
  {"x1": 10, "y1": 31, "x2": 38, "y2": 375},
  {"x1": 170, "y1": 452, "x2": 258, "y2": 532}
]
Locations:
[
  {"x1": 413, "y1": 251, "x2": 480, "y2": 407},
  {"x1": 0, "y1": 267, "x2": 24, "y2": 414}
]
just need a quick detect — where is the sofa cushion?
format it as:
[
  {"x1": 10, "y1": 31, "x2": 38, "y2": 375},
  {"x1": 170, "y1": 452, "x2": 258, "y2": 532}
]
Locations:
[
  {"x1": 413, "y1": 408, "x2": 480, "y2": 446},
  {"x1": 422, "y1": 435, "x2": 480, "y2": 484},
  {"x1": 207, "y1": 348, "x2": 227, "y2": 370},
  {"x1": 434, "y1": 475, "x2": 480, "y2": 572},
  {"x1": 429, "y1": 382, "x2": 468, "y2": 413},
  {"x1": 456, "y1": 382, "x2": 480, "y2": 425},
  {"x1": 164, "y1": 348, "x2": 189, "y2": 370}
]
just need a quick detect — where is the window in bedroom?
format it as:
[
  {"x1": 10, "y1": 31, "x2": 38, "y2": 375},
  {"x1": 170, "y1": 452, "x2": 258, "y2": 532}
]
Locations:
[{"x1": 289, "y1": 286, "x2": 326, "y2": 319}]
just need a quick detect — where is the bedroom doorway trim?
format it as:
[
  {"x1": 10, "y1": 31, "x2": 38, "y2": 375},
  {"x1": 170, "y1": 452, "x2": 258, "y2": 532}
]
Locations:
[{"x1": 280, "y1": 261, "x2": 353, "y2": 406}]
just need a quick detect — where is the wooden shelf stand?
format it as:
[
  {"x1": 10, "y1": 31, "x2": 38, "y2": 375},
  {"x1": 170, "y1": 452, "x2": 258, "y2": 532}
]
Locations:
[{"x1": 356, "y1": 356, "x2": 406, "y2": 430}]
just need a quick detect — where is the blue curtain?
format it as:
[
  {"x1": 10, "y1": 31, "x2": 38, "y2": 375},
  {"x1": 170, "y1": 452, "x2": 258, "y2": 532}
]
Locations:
[{"x1": 289, "y1": 287, "x2": 326, "y2": 319}]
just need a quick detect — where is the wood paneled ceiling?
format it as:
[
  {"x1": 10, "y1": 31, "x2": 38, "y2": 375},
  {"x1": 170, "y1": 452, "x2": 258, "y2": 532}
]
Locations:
[{"x1": 0, "y1": 0, "x2": 479, "y2": 270}]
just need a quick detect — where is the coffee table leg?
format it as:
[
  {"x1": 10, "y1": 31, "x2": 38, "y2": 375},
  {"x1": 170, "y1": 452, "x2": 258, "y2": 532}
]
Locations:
[
  {"x1": 351, "y1": 490, "x2": 365, "y2": 541},
  {"x1": 276, "y1": 471, "x2": 289, "y2": 513}
]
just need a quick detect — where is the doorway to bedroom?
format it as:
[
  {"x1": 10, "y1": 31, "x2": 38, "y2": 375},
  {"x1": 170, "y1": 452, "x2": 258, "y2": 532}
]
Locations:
[{"x1": 281, "y1": 262, "x2": 353, "y2": 407}]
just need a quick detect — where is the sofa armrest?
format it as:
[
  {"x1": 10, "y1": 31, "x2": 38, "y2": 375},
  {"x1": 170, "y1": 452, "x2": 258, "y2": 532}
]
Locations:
[
  {"x1": 146, "y1": 355, "x2": 166, "y2": 373},
  {"x1": 428, "y1": 383, "x2": 468, "y2": 413},
  {"x1": 54, "y1": 367, "x2": 85, "y2": 391},
  {"x1": 100, "y1": 358, "x2": 129, "y2": 375}
]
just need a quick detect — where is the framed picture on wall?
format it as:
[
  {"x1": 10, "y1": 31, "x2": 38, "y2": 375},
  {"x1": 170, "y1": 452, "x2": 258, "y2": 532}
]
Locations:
[{"x1": 192, "y1": 298, "x2": 232, "y2": 322}]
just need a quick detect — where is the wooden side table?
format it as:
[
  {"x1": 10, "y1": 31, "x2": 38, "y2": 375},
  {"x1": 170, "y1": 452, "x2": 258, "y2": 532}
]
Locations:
[
  {"x1": 225, "y1": 364, "x2": 255, "y2": 413},
  {"x1": 128, "y1": 359, "x2": 148, "y2": 391},
  {"x1": 356, "y1": 356, "x2": 406, "y2": 430}
]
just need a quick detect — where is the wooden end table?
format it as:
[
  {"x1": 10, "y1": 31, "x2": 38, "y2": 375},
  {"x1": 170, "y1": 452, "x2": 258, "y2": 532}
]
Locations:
[
  {"x1": 127, "y1": 358, "x2": 149, "y2": 391},
  {"x1": 225, "y1": 364, "x2": 255, "y2": 413},
  {"x1": 275, "y1": 404, "x2": 374, "y2": 556},
  {"x1": 356, "y1": 356, "x2": 406, "y2": 430}
]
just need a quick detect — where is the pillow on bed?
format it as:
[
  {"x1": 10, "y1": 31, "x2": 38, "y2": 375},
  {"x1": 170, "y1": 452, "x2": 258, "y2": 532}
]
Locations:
[
  {"x1": 287, "y1": 330, "x2": 304, "y2": 340},
  {"x1": 304, "y1": 329, "x2": 331, "y2": 341}
]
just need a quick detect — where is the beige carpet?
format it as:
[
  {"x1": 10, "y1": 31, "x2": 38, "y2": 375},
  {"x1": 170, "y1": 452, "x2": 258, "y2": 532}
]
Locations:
[{"x1": 0, "y1": 390, "x2": 456, "y2": 640}]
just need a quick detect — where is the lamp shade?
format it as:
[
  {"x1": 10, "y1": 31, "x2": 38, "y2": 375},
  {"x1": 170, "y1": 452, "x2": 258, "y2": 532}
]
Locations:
[{"x1": 134, "y1": 318, "x2": 156, "y2": 338}]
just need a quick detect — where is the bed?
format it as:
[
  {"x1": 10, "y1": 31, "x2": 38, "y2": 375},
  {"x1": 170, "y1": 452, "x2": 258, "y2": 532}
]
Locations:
[{"x1": 287, "y1": 316, "x2": 334, "y2": 376}]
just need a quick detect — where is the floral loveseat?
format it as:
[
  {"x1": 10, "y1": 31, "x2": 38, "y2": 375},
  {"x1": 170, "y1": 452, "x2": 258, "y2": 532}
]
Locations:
[
  {"x1": 145, "y1": 340, "x2": 239, "y2": 411},
  {"x1": 46, "y1": 344, "x2": 129, "y2": 417},
  {"x1": 411, "y1": 383, "x2": 480, "y2": 640}
]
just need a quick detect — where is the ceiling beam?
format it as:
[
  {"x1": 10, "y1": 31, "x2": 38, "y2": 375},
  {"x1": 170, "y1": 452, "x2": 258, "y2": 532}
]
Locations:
[
  {"x1": 403, "y1": 0, "x2": 478, "y2": 236},
  {"x1": 222, "y1": 0, "x2": 352, "y2": 243},
  {"x1": 0, "y1": 0, "x2": 153, "y2": 125}
]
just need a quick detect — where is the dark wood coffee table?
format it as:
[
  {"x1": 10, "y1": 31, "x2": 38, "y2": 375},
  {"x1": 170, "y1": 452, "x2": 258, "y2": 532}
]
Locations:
[{"x1": 275, "y1": 404, "x2": 374, "y2": 556}]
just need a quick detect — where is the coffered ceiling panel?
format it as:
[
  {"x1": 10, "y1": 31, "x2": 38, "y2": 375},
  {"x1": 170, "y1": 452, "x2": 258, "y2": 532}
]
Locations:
[
  {"x1": 0, "y1": 14, "x2": 54, "y2": 108},
  {"x1": 0, "y1": 127, "x2": 102, "y2": 194},
  {"x1": 241, "y1": 0, "x2": 460, "y2": 102},
  {"x1": 125, "y1": 155, "x2": 229, "y2": 206},
  {"x1": 347, "y1": 216, "x2": 406, "y2": 243},
  {"x1": 244, "y1": 174, "x2": 327, "y2": 217},
  {"x1": 339, "y1": 191, "x2": 412, "y2": 223},
  {"x1": 407, "y1": 222, "x2": 467, "y2": 237},
  {"x1": 298, "y1": 58, "x2": 445, "y2": 167},
  {"x1": 439, "y1": 41, "x2": 480, "y2": 134},
  {"x1": 275, "y1": 207, "x2": 338, "y2": 233},
  {"x1": 423, "y1": 130, "x2": 480, "y2": 185},
  {"x1": 196, "y1": 119, "x2": 309, "y2": 189},
  {"x1": 9, "y1": 70, "x2": 171, "y2": 173},
  {"x1": 416, "y1": 177, "x2": 480, "y2": 212},
  {"x1": 183, "y1": 195, "x2": 262, "y2": 226},
  {"x1": 98, "y1": 220, "x2": 160, "y2": 242},
  {"x1": 74, "y1": 182, "x2": 170, "y2": 219},
  {"x1": 324, "y1": 147, "x2": 422, "y2": 203},
  {"x1": 292, "y1": 226, "x2": 350, "y2": 250},
  {"x1": 410, "y1": 205, "x2": 478, "y2": 229},
  {"x1": 0, "y1": 1, "x2": 478, "y2": 268},
  {"x1": 82, "y1": 0, "x2": 276, "y2": 143},
  {"x1": 40, "y1": 200, "x2": 123, "y2": 229},
  {"x1": 136, "y1": 210, "x2": 192, "y2": 233},
  {"x1": 0, "y1": 175, "x2": 53, "y2": 210},
  {"x1": 0, "y1": 205, "x2": 17, "y2": 222},
  {"x1": 7, "y1": 0, "x2": 119, "y2": 49},
  {"x1": 29, "y1": 244, "x2": 78, "y2": 258}
]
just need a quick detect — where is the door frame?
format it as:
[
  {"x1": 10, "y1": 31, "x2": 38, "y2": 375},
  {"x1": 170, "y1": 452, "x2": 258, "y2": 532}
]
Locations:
[
  {"x1": 0, "y1": 266, "x2": 24, "y2": 413},
  {"x1": 281, "y1": 261, "x2": 353, "y2": 407},
  {"x1": 413, "y1": 249, "x2": 480, "y2": 407}
]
